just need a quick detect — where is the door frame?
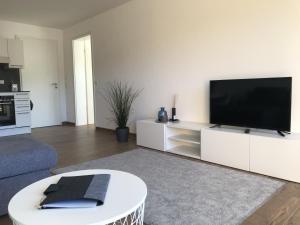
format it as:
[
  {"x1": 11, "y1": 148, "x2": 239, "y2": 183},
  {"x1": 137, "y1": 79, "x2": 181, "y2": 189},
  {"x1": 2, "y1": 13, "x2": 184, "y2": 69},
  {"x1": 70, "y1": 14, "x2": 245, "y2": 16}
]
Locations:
[{"x1": 72, "y1": 33, "x2": 96, "y2": 126}]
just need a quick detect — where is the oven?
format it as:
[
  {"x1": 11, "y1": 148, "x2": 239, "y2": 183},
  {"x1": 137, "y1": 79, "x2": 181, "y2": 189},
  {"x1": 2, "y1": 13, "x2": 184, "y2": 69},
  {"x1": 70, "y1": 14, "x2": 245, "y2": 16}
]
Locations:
[{"x1": 0, "y1": 95, "x2": 16, "y2": 127}]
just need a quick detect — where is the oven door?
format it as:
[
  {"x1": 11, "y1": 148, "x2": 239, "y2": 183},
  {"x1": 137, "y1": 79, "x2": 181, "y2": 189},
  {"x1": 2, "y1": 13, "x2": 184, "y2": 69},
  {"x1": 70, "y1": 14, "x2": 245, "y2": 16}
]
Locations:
[{"x1": 0, "y1": 96, "x2": 16, "y2": 127}]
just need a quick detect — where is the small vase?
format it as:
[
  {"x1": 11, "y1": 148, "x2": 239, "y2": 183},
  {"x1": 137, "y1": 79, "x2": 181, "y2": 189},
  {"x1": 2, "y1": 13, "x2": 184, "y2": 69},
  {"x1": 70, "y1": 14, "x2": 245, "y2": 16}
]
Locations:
[
  {"x1": 116, "y1": 127, "x2": 129, "y2": 142},
  {"x1": 158, "y1": 107, "x2": 168, "y2": 123}
]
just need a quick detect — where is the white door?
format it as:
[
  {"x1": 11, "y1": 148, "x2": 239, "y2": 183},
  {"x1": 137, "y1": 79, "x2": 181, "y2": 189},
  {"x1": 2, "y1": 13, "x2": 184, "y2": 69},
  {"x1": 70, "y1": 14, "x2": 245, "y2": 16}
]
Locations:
[{"x1": 21, "y1": 38, "x2": 61, "y2": 128}]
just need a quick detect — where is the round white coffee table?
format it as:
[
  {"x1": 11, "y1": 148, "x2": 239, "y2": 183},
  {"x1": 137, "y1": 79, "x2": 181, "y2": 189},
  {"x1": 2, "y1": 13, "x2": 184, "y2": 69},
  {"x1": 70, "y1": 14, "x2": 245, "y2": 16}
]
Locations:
[{"x1": 8, "y1": 170, "x2": 147, "y2": 225}]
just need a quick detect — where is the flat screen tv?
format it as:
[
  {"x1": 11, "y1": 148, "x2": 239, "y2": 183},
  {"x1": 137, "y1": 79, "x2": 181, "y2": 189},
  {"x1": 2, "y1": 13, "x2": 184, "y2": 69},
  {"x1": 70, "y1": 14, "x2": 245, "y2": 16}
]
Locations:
[{"x1": 210, "y1": 77, "x2": 292, "y2": 132}]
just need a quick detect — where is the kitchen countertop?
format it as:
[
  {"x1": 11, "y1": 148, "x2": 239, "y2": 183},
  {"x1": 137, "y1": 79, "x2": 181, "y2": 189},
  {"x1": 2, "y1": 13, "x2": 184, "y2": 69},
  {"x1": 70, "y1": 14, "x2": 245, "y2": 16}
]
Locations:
[
  {"x1": 0, "y1": 92, "x2": 30, "y2": 96},
  {"x1": 0, "y1": 91, "x2": 30, "y2": 93}
]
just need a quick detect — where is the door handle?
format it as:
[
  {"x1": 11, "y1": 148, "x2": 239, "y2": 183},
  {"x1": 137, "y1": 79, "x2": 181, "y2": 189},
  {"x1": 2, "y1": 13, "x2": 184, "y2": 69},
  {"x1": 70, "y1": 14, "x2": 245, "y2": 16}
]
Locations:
[{"x1": 51, "y1": 83, "x2": 58, "y2": 89}]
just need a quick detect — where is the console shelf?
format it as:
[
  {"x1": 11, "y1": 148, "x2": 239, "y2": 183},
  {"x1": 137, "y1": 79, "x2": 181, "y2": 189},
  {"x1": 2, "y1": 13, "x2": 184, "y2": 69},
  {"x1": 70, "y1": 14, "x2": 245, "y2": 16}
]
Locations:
[
  {"x1": 167, "y1": 121, "x2": 208, "y2": 131},
  {"x1": 169, "y1": 134, "x2": 200, "y2": 145},
  {"x1": 165, "y1": 121, "x2": 209, "y2": 159},
  {"x1": 168, "y1": 146, "x2": 200, "y2": 159},
  {"x1": 137, "y1": 119, "x2": 208, "y2": 159}
]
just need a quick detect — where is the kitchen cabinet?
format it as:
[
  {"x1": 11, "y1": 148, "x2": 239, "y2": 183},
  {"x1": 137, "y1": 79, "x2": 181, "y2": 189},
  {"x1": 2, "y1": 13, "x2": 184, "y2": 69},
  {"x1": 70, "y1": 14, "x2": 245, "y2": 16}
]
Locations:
[
  {"x1": 15, "y1": 92, "x2": 31, "y2": 128},
  {"x1": 0, "y1": 38, "x2": 9, "y2": 58},
  {"x1": 0, "y1": 92, "x2": 31, "y2": 137},
  {"x1": 8, "y1": 39, "x2": 24, "y2": 68}
]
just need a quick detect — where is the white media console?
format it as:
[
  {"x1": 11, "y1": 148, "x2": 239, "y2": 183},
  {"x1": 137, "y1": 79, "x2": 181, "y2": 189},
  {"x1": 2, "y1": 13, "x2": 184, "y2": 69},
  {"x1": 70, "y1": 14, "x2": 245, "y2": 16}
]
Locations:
[{"x1": 136, "y1": 119, "x2": 300, "y2": 183}]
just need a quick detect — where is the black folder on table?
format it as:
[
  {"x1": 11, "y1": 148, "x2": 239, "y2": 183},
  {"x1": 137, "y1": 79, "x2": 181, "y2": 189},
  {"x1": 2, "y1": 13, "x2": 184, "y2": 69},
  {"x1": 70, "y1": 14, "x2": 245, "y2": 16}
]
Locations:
[{"x1": 40, "y1": 174, "x2": 110, "y2": 209}]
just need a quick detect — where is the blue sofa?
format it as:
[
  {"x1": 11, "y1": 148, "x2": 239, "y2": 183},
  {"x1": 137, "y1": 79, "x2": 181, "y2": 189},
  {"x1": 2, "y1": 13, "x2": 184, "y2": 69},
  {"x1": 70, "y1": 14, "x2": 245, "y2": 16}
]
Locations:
[{"x1": 0, "y1": 136, "x2": 57, "y2": 215}]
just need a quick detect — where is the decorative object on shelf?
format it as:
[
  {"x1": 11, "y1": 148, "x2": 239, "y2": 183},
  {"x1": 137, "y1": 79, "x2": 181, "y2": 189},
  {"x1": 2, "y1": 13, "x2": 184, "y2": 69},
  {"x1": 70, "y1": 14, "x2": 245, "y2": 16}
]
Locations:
[
  {"x1": 102, "y1": 81, "x2": 142, "y2": 143},
  {"x1": 157, "y1": 107, "x2": 168, "y2": 123},
  {"x1": 11, "y1": 84, "x2": 18, "y2": 92},
  {"x1": 170, "y1": 94, "x2": 179, "y2": 122}
]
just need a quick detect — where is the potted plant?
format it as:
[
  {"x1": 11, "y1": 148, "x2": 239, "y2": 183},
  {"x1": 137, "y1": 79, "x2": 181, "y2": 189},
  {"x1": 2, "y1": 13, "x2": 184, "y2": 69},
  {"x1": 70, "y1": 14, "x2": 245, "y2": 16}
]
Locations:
[{"x1": 102, "y1": 81, "x2": 142, "y2": 142}]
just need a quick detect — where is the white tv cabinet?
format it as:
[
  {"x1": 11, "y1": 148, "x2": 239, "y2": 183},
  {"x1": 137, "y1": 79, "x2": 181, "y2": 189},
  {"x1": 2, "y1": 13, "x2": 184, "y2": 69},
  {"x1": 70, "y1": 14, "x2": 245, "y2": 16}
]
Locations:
[
  {"x1": 201, "y1": 128, "x2": 250, "y2": 171},
  {"x1": 137, "y1": 119, "x2": 210, "y2": 159},
  {"x1": 137, "y1": 119, "x2": 300, "y2": 183}
]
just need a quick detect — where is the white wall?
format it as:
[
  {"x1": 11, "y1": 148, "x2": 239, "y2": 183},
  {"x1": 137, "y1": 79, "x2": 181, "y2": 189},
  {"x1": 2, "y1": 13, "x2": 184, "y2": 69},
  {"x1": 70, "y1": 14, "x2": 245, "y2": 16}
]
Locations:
[
  {"x1": 0, "y1": 20, "x2": 66, "y2": 122},
  {"x1": 63, "y1": 0, "x2": 300, "y2": 132}
]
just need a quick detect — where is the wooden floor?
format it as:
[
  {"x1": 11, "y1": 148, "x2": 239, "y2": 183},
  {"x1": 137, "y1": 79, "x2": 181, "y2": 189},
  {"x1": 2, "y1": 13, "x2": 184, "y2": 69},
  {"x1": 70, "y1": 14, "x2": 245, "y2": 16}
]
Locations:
[{"x1": 1, "y1": 125, "x2": 300, "y2": 225}]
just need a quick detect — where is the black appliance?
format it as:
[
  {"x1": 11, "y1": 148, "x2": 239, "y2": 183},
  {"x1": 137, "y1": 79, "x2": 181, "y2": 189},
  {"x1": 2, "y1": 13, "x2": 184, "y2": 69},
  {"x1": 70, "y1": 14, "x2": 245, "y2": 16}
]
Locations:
[
  {"x1": 0, "y1": 95, "x2": 16, "y2": 126},
  {"x1": 0, "y1": 63, "x2": 20, "y2": 92},
  {"x1": 210, "y1": 77, "x2": 292, "y2": 132}
]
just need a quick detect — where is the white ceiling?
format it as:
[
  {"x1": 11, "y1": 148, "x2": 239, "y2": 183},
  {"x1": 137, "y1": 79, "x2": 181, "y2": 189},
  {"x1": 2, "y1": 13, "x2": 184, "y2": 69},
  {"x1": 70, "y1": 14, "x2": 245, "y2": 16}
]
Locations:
[{"x1": 0, "y1": 0, "x2": 132, "y2": 29}]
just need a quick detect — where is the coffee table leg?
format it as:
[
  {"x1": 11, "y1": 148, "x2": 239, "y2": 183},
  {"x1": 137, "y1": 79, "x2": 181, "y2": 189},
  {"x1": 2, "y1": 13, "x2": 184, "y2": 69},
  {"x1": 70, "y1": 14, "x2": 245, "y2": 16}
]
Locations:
[{"x1": 111, "y1": 201, "x2": 145, "y2": 225}]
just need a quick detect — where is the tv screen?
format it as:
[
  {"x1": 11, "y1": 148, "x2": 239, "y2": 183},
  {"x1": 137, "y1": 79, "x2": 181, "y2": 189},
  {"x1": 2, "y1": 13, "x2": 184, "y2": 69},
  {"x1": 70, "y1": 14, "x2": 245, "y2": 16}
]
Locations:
[{"x1": 210, "y1": 77, "x2": 292, "y2": 131}]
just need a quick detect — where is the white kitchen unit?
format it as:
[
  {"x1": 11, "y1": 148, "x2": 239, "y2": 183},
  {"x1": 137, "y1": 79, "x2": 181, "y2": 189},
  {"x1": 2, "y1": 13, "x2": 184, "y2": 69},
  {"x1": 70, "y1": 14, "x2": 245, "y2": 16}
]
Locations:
[
  {"x1": 0, "y1": 37, "x2": 24, "y2": 67},
  {"x1": 7, "y1": 39, "x2": 24, "y2": 68},
  {"x1": 15, "y1": 92, "x2": 31, "y2": 128},
  {"x1": 201, "y1": 128, "x2": 250, "y2": 170},
  {"x1": 137, "y1": 119, "x2": 300, "y2": 182},
  {"x1": 0, "y1": 92, "x2": 31, "y2": 137},
  {"x1": 0, "y1": 38, "x2": 9, "y2": 58}
]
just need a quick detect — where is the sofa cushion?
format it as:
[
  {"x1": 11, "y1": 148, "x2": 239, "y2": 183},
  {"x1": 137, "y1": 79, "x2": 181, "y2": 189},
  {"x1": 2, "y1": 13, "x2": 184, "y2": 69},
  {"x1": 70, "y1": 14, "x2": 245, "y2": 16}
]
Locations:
[
  {"x1": 0, "y1": 169, "x2": 50, "y2": 216},
  {"x1": 0, "y1": 136, "x2": 57, "y2": 179}
]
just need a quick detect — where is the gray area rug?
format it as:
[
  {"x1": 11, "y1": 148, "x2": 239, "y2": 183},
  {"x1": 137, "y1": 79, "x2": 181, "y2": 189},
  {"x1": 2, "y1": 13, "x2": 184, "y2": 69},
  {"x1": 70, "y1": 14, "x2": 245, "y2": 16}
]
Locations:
[{"x1": 55, "y1": 149, "x2": 284, "y2": 225}]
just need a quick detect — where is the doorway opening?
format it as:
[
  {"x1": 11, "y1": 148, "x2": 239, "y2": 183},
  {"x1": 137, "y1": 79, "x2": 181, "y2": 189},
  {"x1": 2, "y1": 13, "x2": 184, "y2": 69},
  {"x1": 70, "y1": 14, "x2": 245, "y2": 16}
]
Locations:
[{"x1": 72, "y1": 35, "x2": 95, "y2": 126}]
